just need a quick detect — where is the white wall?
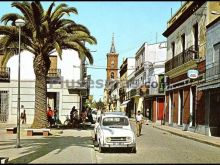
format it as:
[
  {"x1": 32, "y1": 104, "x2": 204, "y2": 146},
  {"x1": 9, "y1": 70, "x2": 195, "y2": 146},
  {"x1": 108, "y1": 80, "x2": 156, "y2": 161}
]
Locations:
[
  {"x1": 127, "y1": 58, "x2": 135, "y2": 76},
  {"x1": 2, "y1": 49, "x2": 83, "y2": 124},
  {"x1": 7, "y1": 49, "x2": 82, "y2": 81}
]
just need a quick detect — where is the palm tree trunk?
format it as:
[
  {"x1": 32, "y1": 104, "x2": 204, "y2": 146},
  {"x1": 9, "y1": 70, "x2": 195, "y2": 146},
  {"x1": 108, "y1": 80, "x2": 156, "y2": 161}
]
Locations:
[{"x1": 32, "y1": 54, "x2": 50, "y2": 128}]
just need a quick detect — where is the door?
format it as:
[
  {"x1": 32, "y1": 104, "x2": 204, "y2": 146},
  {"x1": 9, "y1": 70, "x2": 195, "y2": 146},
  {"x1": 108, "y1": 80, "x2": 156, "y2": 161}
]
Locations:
[
  {"x1": 180, "y1": 89, "x2": 183, "y2": 125},
  {"x1": 191, "y1": 87, "x2": 196, "y2": 127},
  {"x1": 157, "y1": 98, "x2": 164, "y2": 120},
  {"x1": 169, "y1": 93, "x2": 173, "y2": 124},
  {"x1": 47, "y1": 92, "x2": 57, "y2": 110}
]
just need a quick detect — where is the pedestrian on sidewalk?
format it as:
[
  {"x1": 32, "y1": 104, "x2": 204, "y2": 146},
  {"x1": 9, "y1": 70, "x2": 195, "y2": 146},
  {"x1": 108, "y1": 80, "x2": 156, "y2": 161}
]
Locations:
[
  {"x1": 47, "y1": 106, "x2": 54, "y2": 127},
  {"x1": 136, "y1": 110, "x2": 144, "y2": 137},
  {"x1": 20, "y1": 105, "x2": 26, "y2": 124}
]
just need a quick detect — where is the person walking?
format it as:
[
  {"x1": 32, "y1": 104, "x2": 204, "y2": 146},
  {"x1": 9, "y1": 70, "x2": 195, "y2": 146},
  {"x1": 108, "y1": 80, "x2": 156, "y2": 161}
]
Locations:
[
  {"x1": 87, "y1": 108, "x2": 93, "y2": 124},
  {"x1": 80, "y1": 108, "x2": 87, "y2": 129},
  {"x1": 54, "y1": 108, "x2": 58, "y2": 125},
  {"x1": 136, "y1": 110, "x2": 144, "y2": 137},
  {"x1": 70, "y1": 106, "x2": 77, "y2": 124},
  {"x1": 20, "y1": 105, "x2": 26, "y2": 124},
  {"x1": 47, "y1": 106, "x2": 54, "y2": 127}
]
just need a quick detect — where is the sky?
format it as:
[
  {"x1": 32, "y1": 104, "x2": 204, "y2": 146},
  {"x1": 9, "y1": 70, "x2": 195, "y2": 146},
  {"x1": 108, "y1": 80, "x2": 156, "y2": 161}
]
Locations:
[{"x1": 0, "y1": 1, "x2": 181, "y2": 101}]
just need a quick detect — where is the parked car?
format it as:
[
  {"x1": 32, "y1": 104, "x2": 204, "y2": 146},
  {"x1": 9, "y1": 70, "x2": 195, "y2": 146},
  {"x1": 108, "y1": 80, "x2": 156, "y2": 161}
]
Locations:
[
  {"x1": 96, "y1": 114, "x2": 136, "y2": 153},
  {"x1": 94, "y1": 111, "x2": 125, "y2": 142},
  {"x1": 104, "y1": 111, "x2": 126, "y2": 116}
]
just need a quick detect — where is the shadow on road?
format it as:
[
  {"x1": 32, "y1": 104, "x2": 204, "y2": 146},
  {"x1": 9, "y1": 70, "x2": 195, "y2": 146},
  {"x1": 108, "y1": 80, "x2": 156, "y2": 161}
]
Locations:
[{"x1": 7, "y1": 135, "x2": 93, "y2": 164}]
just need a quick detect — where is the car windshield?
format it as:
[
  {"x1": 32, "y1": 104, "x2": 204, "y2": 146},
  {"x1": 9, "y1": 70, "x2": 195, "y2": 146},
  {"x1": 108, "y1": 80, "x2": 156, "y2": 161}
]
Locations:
[{"x1": 102, "y1": 117, "x2": 129, "y2": 126}]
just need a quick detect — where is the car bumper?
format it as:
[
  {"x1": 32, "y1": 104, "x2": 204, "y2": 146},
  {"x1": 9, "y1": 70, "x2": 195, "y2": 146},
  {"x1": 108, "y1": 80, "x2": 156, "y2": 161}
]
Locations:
[{"x1": 100, "y1": 143, "x2": 136, "y2": 148}]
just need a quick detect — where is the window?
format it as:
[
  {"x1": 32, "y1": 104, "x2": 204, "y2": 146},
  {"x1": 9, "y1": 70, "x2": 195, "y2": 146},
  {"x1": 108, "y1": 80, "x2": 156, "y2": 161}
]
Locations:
[
  {"x1": 111, "y1": 72, "x2": 114, "y2": 79},
  {"x1": 102, "y1": 117, "x2": 129, "y2": 126},
  {"x1": 214, "y1": 42, "x2": 220, "y2": 66},
  {"x1": 181, "y1": 33, "x2": 185, "y2": 52},
  {"x1": 171, "y1": 42, "x2": 175, "y2": 58},
  {"x1": 193, "y1": 23, "x2": 199, "y2": 53},
  {"x1": 111, "y1": 60, "x2": 115, "y2": 68}
]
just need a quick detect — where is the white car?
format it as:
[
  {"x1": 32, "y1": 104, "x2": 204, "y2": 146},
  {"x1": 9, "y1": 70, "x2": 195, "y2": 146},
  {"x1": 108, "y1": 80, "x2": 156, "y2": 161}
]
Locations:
[
  {"x1": 94, "y1": 111, "x2": 125, "y2": 142},
  {"x1": 96, "y1": 114, "x2": 136, "y2": 153}
]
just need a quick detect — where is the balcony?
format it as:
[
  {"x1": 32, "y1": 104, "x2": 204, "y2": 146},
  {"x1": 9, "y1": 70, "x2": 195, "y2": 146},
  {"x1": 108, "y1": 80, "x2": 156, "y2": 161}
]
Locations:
[
  {"x1": 47, "y1": 68, "x2": 61, "y2": 83},
  {"x1": 0, "y1": 67, "x2": 10, "y2": 82},
  {"x1": 165, "y1": 45, "x2": 198, "y2": 73}
]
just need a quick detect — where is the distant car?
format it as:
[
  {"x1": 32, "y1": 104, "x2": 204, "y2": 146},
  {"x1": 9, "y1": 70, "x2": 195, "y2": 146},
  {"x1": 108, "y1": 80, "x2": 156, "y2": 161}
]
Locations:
[{"x1": 96, "y1": 114, "x2": 136, "y2": 153}]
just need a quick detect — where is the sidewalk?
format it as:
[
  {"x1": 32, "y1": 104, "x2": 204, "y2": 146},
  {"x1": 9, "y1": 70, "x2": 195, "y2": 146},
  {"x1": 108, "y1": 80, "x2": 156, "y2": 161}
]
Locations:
[
  {"x1": 0, "y1": 126, "x2": 96, "y2": 164},
  {"x1": 152, "y1": 123, "x2": 220, "y2": 148}
]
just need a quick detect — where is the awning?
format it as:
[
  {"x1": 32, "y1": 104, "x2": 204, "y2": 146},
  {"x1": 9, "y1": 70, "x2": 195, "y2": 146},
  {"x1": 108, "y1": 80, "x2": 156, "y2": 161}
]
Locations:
[{"x1": 120, "y1": 100, "x2": 130, "y2": 107}]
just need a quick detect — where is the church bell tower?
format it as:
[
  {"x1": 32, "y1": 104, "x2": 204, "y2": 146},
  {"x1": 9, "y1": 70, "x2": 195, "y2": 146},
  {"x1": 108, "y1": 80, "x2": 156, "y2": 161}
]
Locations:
[{"x1": 106, "y1": 33, "x2": 118, "y2": 81}]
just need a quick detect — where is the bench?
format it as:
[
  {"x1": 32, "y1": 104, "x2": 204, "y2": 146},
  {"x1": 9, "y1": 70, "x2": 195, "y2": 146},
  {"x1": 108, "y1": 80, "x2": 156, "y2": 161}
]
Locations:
[
  {"x1": 6, "y1": 127, "x2": 17, "y2": 134},
  {"x1": 25, "y1": 129, "x2": 51, "y2": 136}
]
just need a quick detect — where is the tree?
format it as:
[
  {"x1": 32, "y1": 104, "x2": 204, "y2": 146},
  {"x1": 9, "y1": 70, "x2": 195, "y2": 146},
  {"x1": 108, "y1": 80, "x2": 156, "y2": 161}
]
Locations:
[
  {"x1": 0, "y1": 1, "x2": 97, "y2": 128},
  {"x1": 95, "y1": 99, "x2": 105, "y2": 110}
]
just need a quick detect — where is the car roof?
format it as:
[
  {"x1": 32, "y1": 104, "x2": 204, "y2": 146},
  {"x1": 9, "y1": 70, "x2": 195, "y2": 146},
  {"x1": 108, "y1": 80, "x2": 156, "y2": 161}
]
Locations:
[
  {"x1": 102, "y1": 114, "x2": 128, "y2": 118},
  {"x1": 104, "y1": 112, "x2": 126, "y2": 116}
]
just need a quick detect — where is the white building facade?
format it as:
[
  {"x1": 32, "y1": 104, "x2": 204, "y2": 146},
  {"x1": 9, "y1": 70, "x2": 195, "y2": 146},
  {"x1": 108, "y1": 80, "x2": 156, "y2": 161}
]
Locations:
[{"x1": 0, "y1": 49, "x2": 87, "y2": 124}]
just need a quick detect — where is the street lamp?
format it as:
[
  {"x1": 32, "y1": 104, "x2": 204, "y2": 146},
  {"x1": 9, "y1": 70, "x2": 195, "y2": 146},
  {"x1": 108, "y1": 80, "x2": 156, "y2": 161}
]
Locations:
[{"x1": 15, "y1": 19, "x2": 25, "y2": 148}]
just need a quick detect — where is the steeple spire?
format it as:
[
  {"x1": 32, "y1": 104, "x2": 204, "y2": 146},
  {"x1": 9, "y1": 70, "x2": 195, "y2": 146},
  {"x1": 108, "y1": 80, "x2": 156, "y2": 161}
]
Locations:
[{"x1": 110, "y1": 33, "x2": 116, "y2": 53}]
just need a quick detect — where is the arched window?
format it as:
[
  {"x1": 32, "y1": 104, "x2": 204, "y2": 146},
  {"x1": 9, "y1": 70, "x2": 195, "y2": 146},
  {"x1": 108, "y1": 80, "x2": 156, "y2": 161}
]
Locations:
[{"x1": 111, "y1": 72, "x2": 114, "y2": 79}]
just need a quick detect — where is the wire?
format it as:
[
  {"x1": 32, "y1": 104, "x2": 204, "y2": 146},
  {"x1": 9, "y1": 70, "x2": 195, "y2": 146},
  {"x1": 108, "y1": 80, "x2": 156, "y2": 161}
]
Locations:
[{"x1": 73, "y1": 60, "x2": 166, "y2": 70}]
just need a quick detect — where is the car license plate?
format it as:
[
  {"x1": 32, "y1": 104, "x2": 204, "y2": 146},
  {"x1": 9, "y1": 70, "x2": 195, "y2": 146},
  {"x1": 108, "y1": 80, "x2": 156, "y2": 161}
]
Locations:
[{"x1": 113, "y1": 142, "x2": 124, "y2": 146}]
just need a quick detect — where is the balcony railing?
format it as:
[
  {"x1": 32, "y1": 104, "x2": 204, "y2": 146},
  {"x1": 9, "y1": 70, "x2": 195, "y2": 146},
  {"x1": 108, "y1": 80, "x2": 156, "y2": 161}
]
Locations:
[
  {"x1": 165, "y1": 45, "x2": 198, "y2": 72},
  {"x1": 206, "y1": 63, "x2": 220, "y2": 80},
  {"x1": 47, "y1": 69, "x2": 61, "y2": 84},
  {"x1": 0, "y1": 67, "x2": 10, "y2": 82},
  {"x1": 47, "y1": 69, "x2": 61, "y2": 78}
]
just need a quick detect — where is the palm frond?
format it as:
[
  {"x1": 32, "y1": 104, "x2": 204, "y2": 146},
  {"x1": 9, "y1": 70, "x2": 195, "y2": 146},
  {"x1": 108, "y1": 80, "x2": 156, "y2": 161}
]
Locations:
[
  {"x1": 1, "y1": 13, "x2": 23, "y2": 25},
  {"x1": 51, "y1": 3, "x2": 68, "y2": 19},
  {"x1": 0, "y1": 47, "x2": 18, "y2": 67},
  {"x1": 45, "y1": 1, "x2": 55, "y2": 22},
  {"x1": 0, "y1": 26, "x2": 17, "y2": 36},
  {"x1": 54, "y1": 41, "x2": 62, "y2": 60},
  {"x1": 11, "y1": 1, "x2": 34, "y2": 27},
  {"x1": 61, "y1": 41, "x2": 93, "y2": 64}
]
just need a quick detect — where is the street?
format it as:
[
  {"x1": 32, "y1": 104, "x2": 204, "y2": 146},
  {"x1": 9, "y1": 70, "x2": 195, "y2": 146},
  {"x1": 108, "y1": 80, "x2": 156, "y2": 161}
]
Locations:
[
  {"x1": 1, "y1": 122, "x2": 220, "y2": 164},
  {"x1": 94, "y1": 122, "x2": 220, "y2": 163}
]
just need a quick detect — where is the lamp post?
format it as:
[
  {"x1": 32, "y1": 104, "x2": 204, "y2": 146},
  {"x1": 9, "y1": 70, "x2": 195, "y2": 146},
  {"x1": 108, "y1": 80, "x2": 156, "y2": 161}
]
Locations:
[{"x1": 15, "y1": 19, "x2": 25, "y2": 148}]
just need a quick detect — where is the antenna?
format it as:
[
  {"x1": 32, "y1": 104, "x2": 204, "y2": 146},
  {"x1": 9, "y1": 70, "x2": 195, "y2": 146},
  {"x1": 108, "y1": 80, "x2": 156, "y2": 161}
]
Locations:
[{"x1": 171, "y1": 8, "x2": 173, "y2": 17}]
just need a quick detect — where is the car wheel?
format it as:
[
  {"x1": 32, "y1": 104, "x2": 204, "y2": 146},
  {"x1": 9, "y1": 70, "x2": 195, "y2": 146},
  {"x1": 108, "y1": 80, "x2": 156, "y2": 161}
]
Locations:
[{"x1": 131, "y1": 147, "x2": 136, "y2": 153}]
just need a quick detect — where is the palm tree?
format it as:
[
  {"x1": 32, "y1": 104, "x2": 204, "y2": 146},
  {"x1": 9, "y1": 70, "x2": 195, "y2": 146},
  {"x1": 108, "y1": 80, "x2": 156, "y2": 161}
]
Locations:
[{"x1": 0, "y1": 1, "x2": 97, "y2": 128}]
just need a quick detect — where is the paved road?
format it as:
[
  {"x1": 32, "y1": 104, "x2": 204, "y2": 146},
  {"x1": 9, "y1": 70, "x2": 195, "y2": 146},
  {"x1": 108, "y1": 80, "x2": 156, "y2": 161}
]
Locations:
[
  {"x1": 1, "y1": 123, "x2": 220, "y2": 164},
  {"x1": 93, "y1": 122, "x2": 220, "y2": 163},
  {"x1": 0, "y1": 128, "x2": 96, "y2": 164}
]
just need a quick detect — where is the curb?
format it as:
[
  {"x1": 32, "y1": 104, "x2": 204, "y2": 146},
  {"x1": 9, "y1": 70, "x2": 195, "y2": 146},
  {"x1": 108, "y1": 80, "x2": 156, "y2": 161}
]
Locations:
[
  {"x1": 90, "y1": 130, "x2": 97, "y2": 163},
  {"x1": 153, "y1": 125, "x2": 220, "y2": 148}
]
